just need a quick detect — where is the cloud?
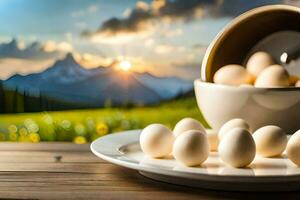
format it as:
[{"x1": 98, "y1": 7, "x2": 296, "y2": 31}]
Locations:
[
  {"x1": 283, "y1": 0, "x2": 300, "y2": 7},
  {"x1": 122, "y1": 8, "x2": 132, "y2": 17},
  {"x1": 154, "y1": 44, "x2": 174, "y2": 54},
  {"x1": 71, "y1": 4, "x2": 98, "y2": 18},
  {"x1": 42, "y1": 41, "x2": 73, "y2": 53},
  {"x1": 218, "y1": 0, "x2": 282, "y2": 17},
  {"x1": 0, "y1": 36, "x2": 12, "y2": 43},
  {"x1": 87, "y1": 5, "x2": 98, "y2": 13},
  {"x1": 154, "y1": 44, "x2": 185, "y2": 54},
  {"x1": 0, "y1": 39, "x2": 72, "y2": 60},
  {"x1": 144, "y1": 38, "x2": 155, "y2": 47},
  {"x1": 82, "y1": 0, "x2": 218, "y2": 38},
  {"x1": 82, "y1": 0, "x2": 293, "y2": 38},
  {"x1": 82, "y1": 1, "x2": 153, "y2": 37},
  {"x1": 64, "y1": 32, "x2": 73, "y2": 42},
  {"x1": 144, "y1": 61, "x2": 201, "y2": 80},
  {"x1": 169, "y1": 61, "x2": 202, "y2": 79},
  {"x1": 192, "y1": 43, "x2": 208, "y2": 51},
  {"x1": 0, "y1": 58, "x2": 54, "y2": 80},
  {"x1": 160, "y1": 28, "x2": 183, "y2": 37},
  {"x1": 75, "y1": 22, "x2": 88, "y2": 29},
  {"x1": 75, "y1": 53, "x2": 113, "y2": 68}
]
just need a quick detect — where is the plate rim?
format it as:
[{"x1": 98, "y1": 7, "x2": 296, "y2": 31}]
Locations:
[{"x1": 90, "y1": 129, "x2": 300, "y2": 182}]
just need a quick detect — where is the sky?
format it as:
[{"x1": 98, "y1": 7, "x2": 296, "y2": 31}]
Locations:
[{"x1": 0, "y1": 0, "x2": 298, "y2": 80}]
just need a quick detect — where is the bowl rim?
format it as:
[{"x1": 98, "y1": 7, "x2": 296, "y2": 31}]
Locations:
[
  {"x1": 201, "y1": 4, "x2": 300, "y2": 82},
  {"x1": 194, "y1": 79, "x2": 300, "y2": 92}
]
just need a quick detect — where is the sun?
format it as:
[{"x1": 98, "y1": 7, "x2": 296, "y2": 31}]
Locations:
[{"x1": 118, "y1": 60, "x2": 132, "y2": 71}]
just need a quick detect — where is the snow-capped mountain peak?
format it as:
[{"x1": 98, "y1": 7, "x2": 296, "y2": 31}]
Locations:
[
  {"x1": 41, "y1": 53, "x2": 95, "y2": 83},
  {"x1": 58, "y1": 53, "x2": 77, "y2": 66},
  {"x1": 3, "y1": 53, "x2": 193, "y2": 106}
]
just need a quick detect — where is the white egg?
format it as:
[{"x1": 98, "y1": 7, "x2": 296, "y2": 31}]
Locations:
[
  {"x1": 213, "y1": 64, "x2": 254, "y2": 86},
  {"x1": 173, "y1": 130, "x2": 209, "y2": 166},
  {"x1": 296, "y1": 80, "x2": 300, "y2": 87},
  {"x1": 140, "y1": 124, "x2": 174, "y2": 158},
  {"x1": 286, "y1": 130, "x2": 300, "y2": 166},
  {"x1": 218, "y1": 128, "x2": 256, "y2": 168},
  {"x1": 218, "y1": 118, "x2": 250, "y2": 140},
  {"x1": 206, "y1": 129, "x2": 219, "y2": 151},
  {"x1": 173, "y1": 117, "x2": 205, "y2": 137},
  {"x1": 246, "y1": 51, "x2": 274, "y2": 77},
  {"x1": 254, "y1": 65, "x2": 290, "y2": 88},
  {"x1": 253, "y1": 125, "x2": 287, "y2": 157}
]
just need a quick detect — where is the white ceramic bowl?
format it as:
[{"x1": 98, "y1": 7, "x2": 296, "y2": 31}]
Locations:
[
  {"x1": 197, "y1": 5, "x2": 300, "y2": 134},
  {"x1": 194, "y1": 79, "x2": 300, "y2": 134},
  {"x1": 201, "y1": 5, "x2": 300, "y2": 82}
]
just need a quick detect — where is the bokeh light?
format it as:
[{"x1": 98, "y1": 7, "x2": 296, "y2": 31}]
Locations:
[{"x1": 73, "y1": 136, "x2": 87, "y2": 144}]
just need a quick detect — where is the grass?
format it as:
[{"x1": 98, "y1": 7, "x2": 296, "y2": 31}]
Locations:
[{"x1": 0, "y1": 97, "x2": 208, "y2": 143}]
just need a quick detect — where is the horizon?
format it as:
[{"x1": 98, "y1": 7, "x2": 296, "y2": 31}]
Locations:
[
  {"x1": 1, "y1": 51, "x2": 193, "y2": 81},
  {"x1": 0, "y1": 0, "x2": 294, "y2": 80}
]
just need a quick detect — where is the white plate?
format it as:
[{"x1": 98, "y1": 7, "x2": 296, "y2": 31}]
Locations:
[{"x1": 91, "y1": 130, "x2": 300, "y2": 191}]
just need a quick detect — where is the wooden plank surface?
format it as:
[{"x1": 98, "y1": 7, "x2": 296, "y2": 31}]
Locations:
[{"x1": 0, "y1": 143, "x2": 298, "y2": 200}]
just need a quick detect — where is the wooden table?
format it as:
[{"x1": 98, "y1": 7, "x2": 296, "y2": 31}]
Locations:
[{"x1": 0, "y1": 143, "x2": 298, "y2": 200}]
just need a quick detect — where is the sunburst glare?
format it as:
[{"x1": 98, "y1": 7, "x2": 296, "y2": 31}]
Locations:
[{"x1": 118, "y1": 60, "x2": 132, "y2": 71}]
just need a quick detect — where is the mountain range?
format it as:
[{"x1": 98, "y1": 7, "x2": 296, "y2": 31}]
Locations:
[{"x1": 2, "y1": 53, "x2": 193, "y2": 106}]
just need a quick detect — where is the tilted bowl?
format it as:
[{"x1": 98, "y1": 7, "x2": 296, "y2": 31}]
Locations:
[
  {"x1": 195, "y1": 5, "x2": 300, "y2": 134},
  {"x1": 195, "y1": 80, "x2": 300, "y2": 134}
]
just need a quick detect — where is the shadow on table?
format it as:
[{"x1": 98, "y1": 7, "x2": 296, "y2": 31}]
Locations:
[{"x1": 113, "y1": 166, "x2": 300, "y2": 200}]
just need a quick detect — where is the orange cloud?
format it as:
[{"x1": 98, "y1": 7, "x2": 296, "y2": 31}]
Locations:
[
  {"x1": 42, "y1": 41, "x2": 72, "y2": 52},
  {"x1": 82, "y1": 0, "x2": 217, "y2": 38}
]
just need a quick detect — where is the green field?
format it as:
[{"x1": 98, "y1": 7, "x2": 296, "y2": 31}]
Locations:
[{"x1": 0, "y1": 97, "x2": 208, "y2": 143}]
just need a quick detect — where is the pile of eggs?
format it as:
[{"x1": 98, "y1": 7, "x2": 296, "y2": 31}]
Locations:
[
  {"x1": 140, "y1": 118, "x2": 300, "y2": 168},
  {"x1": 213, "y1": 51, "x2": 300, "y2": 87}
]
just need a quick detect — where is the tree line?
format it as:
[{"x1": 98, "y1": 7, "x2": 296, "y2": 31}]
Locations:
[
  {"x1": 0, "y1": 81, "x2": 194, "y2": 114},
  {"x1": 0, "y1": 81, "x2": 88, "y2": 113}
]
